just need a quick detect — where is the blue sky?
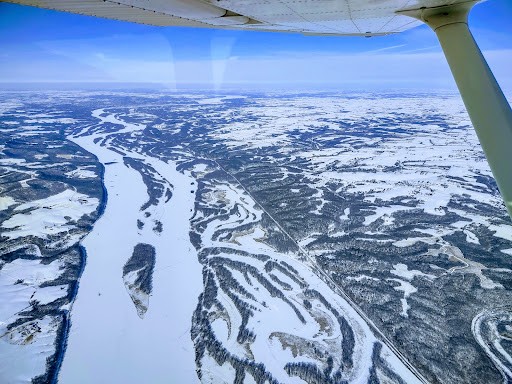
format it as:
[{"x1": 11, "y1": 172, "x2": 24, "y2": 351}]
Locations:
[{"x1": 1, "y1": 1, "x2": 511, "y2": 90}]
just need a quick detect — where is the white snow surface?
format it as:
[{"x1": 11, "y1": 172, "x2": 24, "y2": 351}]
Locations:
[
  {"x1": 65, "y1": 169, "x2": 96, "y2": 179},
  {"x1": 4, "y1": 92, "x2": 511, "y2": 384},
  {"x1": 59, "y1": 113, "x2": 203, "y2": 384},
  {"x1": 0, "y1": 316, "x2": 60, "y2": 384},
  {"x1": 472, "y1": 309, "x2": 512, "y2": 381},
  {"x1": 390, "y1": 263, "x2": 435, "y2": 282},
  {"x1": 1, "y1": 190, "x2": 98, "y2": 241},
  {"x1": 193, "y1": 169, "x2": 423, "y2": 383},
  {"x1": 0, "y1": 196, "x2": 16, "y2": 211},
  {"x1": 209, "y1": 95, "x2": 510, "y2": 241},
  {"x1": 0, "y1": 258, "x2": 66, "y2": 384},
  {"x1": 0, "y1": 258, "x2": 65, "y2": 324},
  {"x1": 58, "y1": 102, "x2": 424, "y2": 384}
]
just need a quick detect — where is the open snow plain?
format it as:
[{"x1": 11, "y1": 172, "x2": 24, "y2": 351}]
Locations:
[{"x1": 1, "y1": 90, "x2": 512, "y2": 384}]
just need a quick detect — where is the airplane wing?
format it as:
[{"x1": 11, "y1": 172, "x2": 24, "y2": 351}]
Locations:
[{"x1": 1, "y1": 0, "x2": 482, "y2": 36}]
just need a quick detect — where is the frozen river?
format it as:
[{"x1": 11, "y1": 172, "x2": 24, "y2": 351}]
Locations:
[{"x1": 58, "y1": 112, "x2": 203, "y2": 383}]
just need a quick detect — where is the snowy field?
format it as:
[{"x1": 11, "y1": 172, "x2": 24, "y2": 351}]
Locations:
[{"x1": 1, "y1": 90, "x2": 512, "y2": 384}]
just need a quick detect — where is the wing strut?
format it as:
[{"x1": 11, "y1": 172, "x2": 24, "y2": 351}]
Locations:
[{"x1": 400, "y1": 1, "x2": 512, "y2": 219}]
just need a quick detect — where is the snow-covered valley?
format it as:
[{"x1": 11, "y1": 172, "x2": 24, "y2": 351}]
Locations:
[{"x1": 1, "y1": 90, "x2": 512, "y2": 384}]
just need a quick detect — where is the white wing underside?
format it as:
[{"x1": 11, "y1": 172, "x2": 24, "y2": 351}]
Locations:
[{"x1": 3, "y1": 0, "x2": 481, "y2": 35}]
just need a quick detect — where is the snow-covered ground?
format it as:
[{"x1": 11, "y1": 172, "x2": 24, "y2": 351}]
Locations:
[
  {"x1": 472, "y1": 309, "x2": 512, "y2": 382},
  {"x1": 0, "y1": 257, "x2": 66, "y2": 383},
  {"x1": 191, "y1": 175, "x2": 423, "y2": 383},
  {"x1": 2, "y1": 190, "x2": 98, "y2": 241},
  {"x1": 2, "y1": 91, "x2": 512, "y2": 384},
  {"x1": 59, "y1": 102, "x2": 425, "y2": 383}
]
